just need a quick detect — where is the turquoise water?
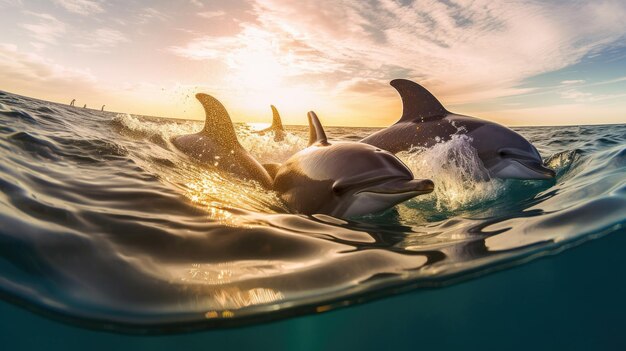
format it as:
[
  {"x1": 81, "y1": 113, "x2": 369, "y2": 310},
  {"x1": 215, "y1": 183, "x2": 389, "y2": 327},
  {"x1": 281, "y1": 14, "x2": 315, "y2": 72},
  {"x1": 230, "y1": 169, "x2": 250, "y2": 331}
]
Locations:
[{"x1": 0, "y1": 90, "x2": 625, "y2": 337}]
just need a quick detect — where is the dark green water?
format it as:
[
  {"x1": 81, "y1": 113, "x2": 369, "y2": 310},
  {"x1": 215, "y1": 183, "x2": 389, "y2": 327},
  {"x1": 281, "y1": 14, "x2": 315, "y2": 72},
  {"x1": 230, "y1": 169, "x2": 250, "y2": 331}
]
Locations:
[{"x1": 1, "y1": 225, "x2": 625, "y2": 350}]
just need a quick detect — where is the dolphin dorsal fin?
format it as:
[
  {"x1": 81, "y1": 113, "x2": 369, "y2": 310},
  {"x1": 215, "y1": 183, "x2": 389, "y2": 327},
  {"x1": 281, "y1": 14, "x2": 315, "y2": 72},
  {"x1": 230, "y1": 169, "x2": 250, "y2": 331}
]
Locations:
[
  {"x1": 197, "y1": 93, "x2": 239, "y2": 146},
  {"x1": 307, "y1": 111, "x2": 329, "y2": 146},
  {"x1": 270, "y1": 105, "x2": 284, "y2": 131},
  {"x1": 390, "y1": 79, "x2": 447, "y2": 123}
]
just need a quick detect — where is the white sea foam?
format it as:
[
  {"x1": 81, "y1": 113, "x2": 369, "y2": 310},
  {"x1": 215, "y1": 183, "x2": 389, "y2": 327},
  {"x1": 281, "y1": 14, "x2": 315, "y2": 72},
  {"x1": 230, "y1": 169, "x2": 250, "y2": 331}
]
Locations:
[{"x1": 110, "y1": 114, "x2": 288, "y2": 215}]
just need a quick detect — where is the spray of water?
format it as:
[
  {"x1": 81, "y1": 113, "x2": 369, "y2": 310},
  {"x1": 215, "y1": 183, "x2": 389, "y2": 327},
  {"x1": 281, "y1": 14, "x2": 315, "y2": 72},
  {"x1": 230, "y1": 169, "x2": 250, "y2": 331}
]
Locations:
[
  {"x1": 109, "y1": 114, "x2": 293, "y2": 218},
  {"x1": 400, "y1": 134, "x2": 504, "y2": 212},
  {"x1": 237, "y1": 127, "x2": 307, "y2": 164},
  {"x1": 111, "y1": 113, "x2": 200, "y2": 144},
  {"x1": 545, "y1": 149, "x2": 581, "y2": 177}
]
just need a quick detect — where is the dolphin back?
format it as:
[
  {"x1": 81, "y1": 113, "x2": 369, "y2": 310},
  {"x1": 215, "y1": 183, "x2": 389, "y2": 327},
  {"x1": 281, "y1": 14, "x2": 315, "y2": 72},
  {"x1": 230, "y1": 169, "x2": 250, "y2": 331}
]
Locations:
[
  {"x1": 196, "y1": 93, "x2": 239, "y2": 147},
  {"x1": 390, "y1": 79, "x2": 448, "y2": 123},
  {"x1": 307, "y1": 111, "x2": 329, "y2": 146},
  {"x1": 173, "y1": 93, "x2": 273, "y2": 188},
  {"x1": 270, "y1": 105, "x2": 284, "y2": 131}
]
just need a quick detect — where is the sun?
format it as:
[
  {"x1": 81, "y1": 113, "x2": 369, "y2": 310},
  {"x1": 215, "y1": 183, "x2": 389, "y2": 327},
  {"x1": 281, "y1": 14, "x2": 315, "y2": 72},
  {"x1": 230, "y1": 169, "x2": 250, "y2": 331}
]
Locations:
[
  {"x1": 173, "y1": 26, "x2": 335, "y2": 124},
  {"x1": 230, "y1": 51, "x2": 283, "y2": 91},
  {"x1": 224, "y1": 26, "x2": 285, "y2": 92},
  {"x1": 216, "y1": 27, "x2": 324, "y2": 117}
]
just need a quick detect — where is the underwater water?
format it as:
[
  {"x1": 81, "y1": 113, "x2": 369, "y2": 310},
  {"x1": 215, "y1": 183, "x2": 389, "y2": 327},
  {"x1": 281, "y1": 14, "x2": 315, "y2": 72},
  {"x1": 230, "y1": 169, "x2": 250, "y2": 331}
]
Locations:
[{"x1": 0, "y1": 90, "x2": 624, "y2": 332}]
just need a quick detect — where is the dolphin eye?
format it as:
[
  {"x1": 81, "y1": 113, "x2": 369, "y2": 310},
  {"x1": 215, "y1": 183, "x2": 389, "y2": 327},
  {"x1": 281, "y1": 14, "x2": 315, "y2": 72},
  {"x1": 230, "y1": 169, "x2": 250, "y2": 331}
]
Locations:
[{"x1": 332, "y1": 184, "x2": 346, "y2": 195}]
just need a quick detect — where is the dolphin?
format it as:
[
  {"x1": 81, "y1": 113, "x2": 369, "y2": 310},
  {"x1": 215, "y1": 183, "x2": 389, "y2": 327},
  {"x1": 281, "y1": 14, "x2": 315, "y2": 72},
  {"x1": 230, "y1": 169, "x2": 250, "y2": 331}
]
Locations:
[
  {"x1": 253, "y1": 105, "x2": 285, "y2": 142},
  {"x1": 273, "y1": 111, "x2": 434, "y2": 217},
  {"x1": 360, "y1": 79, "x2": 555, "y2": 180},
  {"x1": 172, "y1": 93, "x2": 273, "y2": 188}
]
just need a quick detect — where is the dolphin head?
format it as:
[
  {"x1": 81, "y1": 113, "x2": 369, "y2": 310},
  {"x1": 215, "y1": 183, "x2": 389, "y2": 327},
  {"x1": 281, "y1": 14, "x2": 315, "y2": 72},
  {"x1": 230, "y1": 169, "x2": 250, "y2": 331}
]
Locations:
[
  {"x1": 274, "y1": 112, "x2": 434, "y2": 218},
  {"x1": 468, "y1": 123, "x2": 555, "y2": 180},
  {"x1": 321, "y1": 142, "x2": 435, "y2": 217}
]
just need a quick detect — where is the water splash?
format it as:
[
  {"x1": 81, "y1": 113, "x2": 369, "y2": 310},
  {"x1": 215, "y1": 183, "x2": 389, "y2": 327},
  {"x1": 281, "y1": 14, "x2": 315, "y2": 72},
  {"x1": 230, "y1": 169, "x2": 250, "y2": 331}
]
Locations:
[
  {"x1": 110, "y1": 113, "x2": 199, "y2": 147},
  {"x1": 108, "y1": 114, "x2": 287, "y2": 220},
  {"x1": 238, "y1": 125, "x2": 306, "y2": 164},
  {"x1": 545, "y1": 149, "x2": 581, "y2": 176},
  {"x1": 400, "y1": 134, "x2": 504, "y2": 211},
  {"x1": 110, "y1": 115, "x2": 307, "y2": 165}
]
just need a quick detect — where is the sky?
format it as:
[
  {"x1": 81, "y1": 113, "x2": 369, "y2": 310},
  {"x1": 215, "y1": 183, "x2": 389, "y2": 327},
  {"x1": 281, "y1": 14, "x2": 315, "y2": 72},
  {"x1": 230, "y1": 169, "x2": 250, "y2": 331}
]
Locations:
[{"x1": 0, "y1": 0, "x2": 625, "y2": 127}]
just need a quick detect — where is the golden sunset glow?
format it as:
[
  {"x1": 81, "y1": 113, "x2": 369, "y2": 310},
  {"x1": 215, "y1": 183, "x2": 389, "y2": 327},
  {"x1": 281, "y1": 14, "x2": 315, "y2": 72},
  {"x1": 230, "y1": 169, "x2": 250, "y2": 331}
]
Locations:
[{"x1": 1, "y1": 1, "x2": 625, "y2": 126}]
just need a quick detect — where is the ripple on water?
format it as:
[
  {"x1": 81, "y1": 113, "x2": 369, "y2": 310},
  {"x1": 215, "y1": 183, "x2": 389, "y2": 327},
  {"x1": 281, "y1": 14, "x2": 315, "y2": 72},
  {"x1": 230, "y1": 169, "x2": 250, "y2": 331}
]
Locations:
[{"x1": 0, "y1": 91, "x2": 624, "y2": 331}]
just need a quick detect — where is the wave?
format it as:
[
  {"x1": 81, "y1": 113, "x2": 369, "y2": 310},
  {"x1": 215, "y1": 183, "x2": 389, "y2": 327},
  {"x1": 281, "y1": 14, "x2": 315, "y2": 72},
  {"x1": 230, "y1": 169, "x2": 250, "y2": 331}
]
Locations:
[{"x1": 0, "y1": 91, "x2": 624, "y2": 332}]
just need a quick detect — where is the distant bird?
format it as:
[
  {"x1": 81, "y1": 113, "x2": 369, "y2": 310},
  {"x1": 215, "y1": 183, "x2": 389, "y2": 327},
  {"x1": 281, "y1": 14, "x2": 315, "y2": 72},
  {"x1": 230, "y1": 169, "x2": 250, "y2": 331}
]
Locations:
[
  {"x1": 69, "y1": 99, "x2": 75, "y2": 107},
  {"x1": 101, "y1": 105, "x2": 105, "y2": 111}
]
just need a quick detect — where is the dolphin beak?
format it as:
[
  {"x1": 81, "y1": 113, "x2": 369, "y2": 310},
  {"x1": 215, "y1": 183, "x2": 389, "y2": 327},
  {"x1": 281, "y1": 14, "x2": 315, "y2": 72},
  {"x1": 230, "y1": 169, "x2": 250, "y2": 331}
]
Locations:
[{"x1": 357, "y1": 178, "x2": 435, "y2": 195}]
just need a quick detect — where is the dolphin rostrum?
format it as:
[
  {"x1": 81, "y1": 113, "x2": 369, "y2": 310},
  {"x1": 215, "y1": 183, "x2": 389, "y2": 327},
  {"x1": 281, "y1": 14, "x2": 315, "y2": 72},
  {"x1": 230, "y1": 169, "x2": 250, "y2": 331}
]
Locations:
[
  {"x1": 361, "y1": 79, "x2": 555, "y2": 180},
  {"x1": 172, "y1": 93, "x2": 273, "y2": 188},
  {"x1": 273, "y1": 111, "x2": 434, "y2": 217},
  {"x1": 253, "y1": 105, "x2": 285, "y2": 142}
]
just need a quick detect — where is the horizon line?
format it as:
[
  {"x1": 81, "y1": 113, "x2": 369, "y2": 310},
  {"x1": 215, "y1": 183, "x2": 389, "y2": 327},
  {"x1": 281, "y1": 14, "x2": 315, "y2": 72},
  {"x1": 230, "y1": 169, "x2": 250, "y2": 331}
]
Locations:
[{"x1": 2, "y1": 88, "x2": 624, "y2": 129}]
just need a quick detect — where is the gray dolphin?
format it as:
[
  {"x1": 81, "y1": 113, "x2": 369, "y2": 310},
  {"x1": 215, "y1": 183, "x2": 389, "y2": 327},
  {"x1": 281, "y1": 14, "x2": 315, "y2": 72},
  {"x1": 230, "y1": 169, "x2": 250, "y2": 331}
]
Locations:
[
  {"x1": 172, "y1": 93, "x2": 273, "y2": 188},
  {"x1": 253, "y1": 105, "x2": 285, "y2": 142},
  {"x1": 273, "y1": 111, "x2": 434, "y2": 217},
  {"x1": 361, "y1": 79, "x2": 555, "y2": 180}
]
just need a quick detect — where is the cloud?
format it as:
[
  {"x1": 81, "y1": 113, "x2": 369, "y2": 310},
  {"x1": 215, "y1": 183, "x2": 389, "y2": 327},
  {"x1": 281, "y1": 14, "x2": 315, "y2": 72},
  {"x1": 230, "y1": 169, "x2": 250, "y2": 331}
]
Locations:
[
  {"x1": 0, "y1": 43, "x2": 97, "y2": 95},
  {"x1": 559, "y1": 88, "x2": 626, "y2": 103},
  {"x1": 137, "y1": 7, "x2": 169, "y2": 24},
  {"x1": 170, "y1": 24, "x2": 343, "y2": 77},
  {"x1": 560, "y1": 89, "x2": 593, "y2": 100},
  {"x1": 222, "y1": 0, "x2": 626, "y2": 103},
  {"x1": 20, "y1": 12, "x2": 67, "y2": 46},
  {"x1": 3, "y1": 0, "x2": 625, "y2": 125},
  {"x1": 53, "y1": 0, "x2": 104, "y2": 16},
  {"x1": 587, "y1": 76, "x2": 626, "y2": 87},
  {"x1": 170, "y1": 38, "x2": 223, "y2": 60},
  {"x1": 506, "y1": 75, "x2": 626, "y2": 99},
  {"x1": 73, "y1": 28, "x2": 129, "y2": 51},
  {"x1": 164, "y1": 0, "x2": 626, "y2": 124},
  {"x1": 19, "y1": 12, "x2": 127, "y2": 52},
  {"x1": 0, "y1": 0, "x2": 22, "y2": 8},
  {"x1": 198, "y1": 10, "x2": 226, "y2": 19}
]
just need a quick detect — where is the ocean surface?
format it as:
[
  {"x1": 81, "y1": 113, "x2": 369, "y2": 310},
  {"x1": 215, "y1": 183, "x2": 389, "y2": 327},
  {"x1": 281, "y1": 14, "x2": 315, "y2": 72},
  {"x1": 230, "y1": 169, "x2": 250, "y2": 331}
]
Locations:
[{"x1": 0, "y1": 90, "x2": 624, "y2": 333}]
